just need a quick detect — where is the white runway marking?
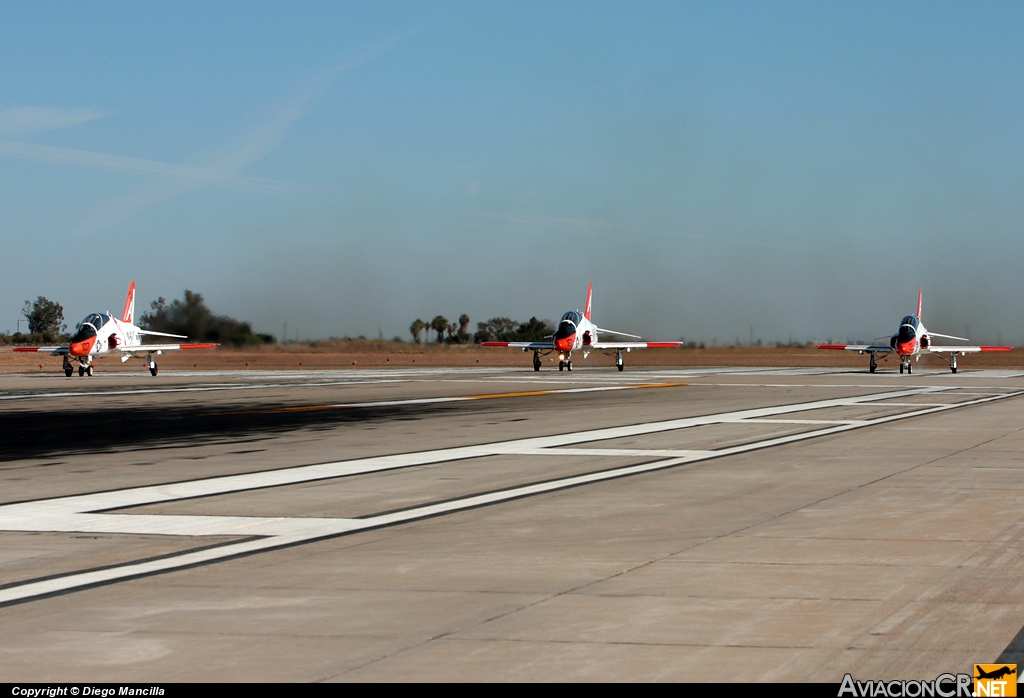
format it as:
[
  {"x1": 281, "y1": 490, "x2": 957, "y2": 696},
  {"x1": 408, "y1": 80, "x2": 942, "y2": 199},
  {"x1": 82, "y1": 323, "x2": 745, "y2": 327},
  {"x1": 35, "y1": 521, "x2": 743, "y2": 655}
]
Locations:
[{"x1": 2, "y1": 383, "x2": 1021, "y2": 605}]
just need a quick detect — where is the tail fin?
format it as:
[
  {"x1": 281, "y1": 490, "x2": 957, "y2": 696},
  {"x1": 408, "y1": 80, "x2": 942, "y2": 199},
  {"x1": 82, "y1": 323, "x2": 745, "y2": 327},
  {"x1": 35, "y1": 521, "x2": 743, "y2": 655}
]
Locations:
[
  {"x1": 584, "y1": 281, "x2": 593, "y2": 321},
  {"x1": 121, "y1": 281, "x2": 136, "y2": 323},
  {"x1": 916, "y1": 286, "x2": 923, "y2": 319}
]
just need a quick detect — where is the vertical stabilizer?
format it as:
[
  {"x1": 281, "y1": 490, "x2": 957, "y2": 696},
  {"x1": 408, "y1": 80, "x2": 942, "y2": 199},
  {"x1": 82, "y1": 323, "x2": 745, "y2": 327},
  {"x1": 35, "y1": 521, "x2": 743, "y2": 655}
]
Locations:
[
  {"x1": 916, "y1": 286, "x2": 923, "y2": 319},
  {"x1": 584, "y1": 281, "x2": 593, "y2": 321},
  {"x1": 122, "y1": 281, "x2": 136, "y2": 323}
]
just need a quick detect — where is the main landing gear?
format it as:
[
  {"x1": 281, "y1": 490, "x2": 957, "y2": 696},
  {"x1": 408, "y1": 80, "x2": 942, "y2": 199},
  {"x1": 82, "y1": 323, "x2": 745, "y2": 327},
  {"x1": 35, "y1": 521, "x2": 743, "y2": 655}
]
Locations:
[
  {"x1": 148, "y1": 354, "x2": 158, "y2": 377},
  {"x1": 950, "y1": 353, "x2": 958, "y2": 374},
  {"x1": 616, "y1": 349, "x2": 624, "y2": 372},
  {"x1": 533, "y1": 350, "x2": 541, "y2": 372},
  {"x1": 868, "y1": 353, "x2": 877, "y2": 374},
  {"x1": 63, "y1": 355, "x2": 73, "y2": 377}
]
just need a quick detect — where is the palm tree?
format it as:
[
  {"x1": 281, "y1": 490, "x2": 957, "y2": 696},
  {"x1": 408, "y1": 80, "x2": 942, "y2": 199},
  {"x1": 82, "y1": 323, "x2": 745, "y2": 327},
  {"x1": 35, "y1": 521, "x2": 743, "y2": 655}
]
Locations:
[
  {"x1": 409, "y1": 318, "x2": 425, "y2": 344},
  {"x1": 430, "y1": 315, "x2": 449, "y2": 344}
]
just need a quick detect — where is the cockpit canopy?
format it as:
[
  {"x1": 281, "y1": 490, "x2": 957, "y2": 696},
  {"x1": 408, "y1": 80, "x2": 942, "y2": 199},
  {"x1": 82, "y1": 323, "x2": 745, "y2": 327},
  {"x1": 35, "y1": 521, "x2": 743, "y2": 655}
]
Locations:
[
  {"x1": 555, "y1": 311, "x2": 583, "y2": 340},
  {"x1": 897, "y1": 315, "x2": 920, "y2": 344},
  {"x1": 72, "y1": 313, "x2": 111, "y2": 343}
]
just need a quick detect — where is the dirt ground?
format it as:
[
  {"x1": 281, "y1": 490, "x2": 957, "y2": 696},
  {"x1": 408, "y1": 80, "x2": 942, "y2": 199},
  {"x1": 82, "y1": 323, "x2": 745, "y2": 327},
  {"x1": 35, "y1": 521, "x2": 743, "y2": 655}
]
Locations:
[{"x1": 2, "y1": 341, "x2": 1022, "y2": 374}]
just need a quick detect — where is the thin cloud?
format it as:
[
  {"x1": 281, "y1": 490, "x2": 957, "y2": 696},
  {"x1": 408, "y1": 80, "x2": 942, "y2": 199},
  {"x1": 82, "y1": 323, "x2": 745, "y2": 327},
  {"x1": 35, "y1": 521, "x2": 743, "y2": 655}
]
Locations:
[
  {"x1": 0, "y1": 140, "x2": 338, "y2": 199},
  {"x1": 0, "y1": 106, "x2": 105, "y2": 137},
  {"x1": 14, "y1": 28, "x2": 419, "y2": 236}
]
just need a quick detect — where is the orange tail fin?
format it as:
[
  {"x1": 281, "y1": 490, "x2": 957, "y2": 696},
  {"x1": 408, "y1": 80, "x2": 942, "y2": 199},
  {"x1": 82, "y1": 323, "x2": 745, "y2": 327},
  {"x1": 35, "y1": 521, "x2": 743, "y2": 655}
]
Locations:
[
  {"x1": 584, "y1": 281, "x2": 593, "y2": 321},
  {"x1": 122, "y1": 281, "x2": 136, "y2": 323}
]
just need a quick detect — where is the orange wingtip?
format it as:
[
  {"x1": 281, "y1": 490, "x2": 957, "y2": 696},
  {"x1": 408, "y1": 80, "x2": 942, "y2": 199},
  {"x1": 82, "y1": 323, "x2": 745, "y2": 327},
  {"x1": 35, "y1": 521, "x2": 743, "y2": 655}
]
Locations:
[
  {"x1": 179, "y1": 343, "x2": 219, "y2": 349},
  {"x1": 979, "y1": 346, "x2": 1013, "y2": 351},
  {"x1": 817, "y1": 345, "x2": 848, "y2": 350}
]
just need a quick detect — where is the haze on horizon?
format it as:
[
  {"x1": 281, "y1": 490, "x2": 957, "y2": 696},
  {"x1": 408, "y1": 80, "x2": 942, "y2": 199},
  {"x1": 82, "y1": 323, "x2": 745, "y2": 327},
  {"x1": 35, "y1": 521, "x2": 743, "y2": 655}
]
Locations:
[{"x1": 3, "y1": 2, "x2": 1024, "y2": 346}]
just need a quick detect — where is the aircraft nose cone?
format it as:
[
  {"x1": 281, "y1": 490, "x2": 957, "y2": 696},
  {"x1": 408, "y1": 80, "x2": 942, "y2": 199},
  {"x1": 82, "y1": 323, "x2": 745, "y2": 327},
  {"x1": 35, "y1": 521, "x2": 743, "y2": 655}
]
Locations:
[
  {"x1": 554, "y1": 334, "x2": 575, "y2": 352},
  {"x1": 70, "y1": 337, "x2": 96, "y2": 356},
  {"x1": 897, "y1": 339, "x2": 917, "y2": 355}
]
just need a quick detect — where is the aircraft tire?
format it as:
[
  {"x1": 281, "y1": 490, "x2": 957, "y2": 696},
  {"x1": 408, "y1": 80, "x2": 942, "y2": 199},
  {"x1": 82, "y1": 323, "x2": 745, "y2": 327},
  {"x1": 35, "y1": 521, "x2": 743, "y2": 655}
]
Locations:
[
  {"x1": 869, "y1": 365, "x2": 875, "y2": 373},
  {"x1": 150, "y1": 364, "x2": 158, "y2": 377},
  {"x1": 558, "y1": 361, "x2": 564, "y2": 371},
  {"x1": 951, "y1": 367, "x2": 957, "y2": 374},
  {"x1": 567, "y1": 362, "x2": 572, "y2": 371},
  {"x1": 78, "y1": 365, "x2": 85, "y2": 377},
  {"x1": 86, "y1": 365, "x2": 94, "y2": 377},
  {"x1": 899, "y1": 364, "x2": 904, "y2": 374},
  {"x1": 65, "y1": 367, "x2": 73, "y2": 377},
  {"x1": 533, "y1": 364, "x2": 540, "y2": 372},
  {"x1": 617, "y1": 363, "x2": 624, "y2": 372},
  {"x1": 908, "y1": 364, "x2": 912, "y2": 375}
]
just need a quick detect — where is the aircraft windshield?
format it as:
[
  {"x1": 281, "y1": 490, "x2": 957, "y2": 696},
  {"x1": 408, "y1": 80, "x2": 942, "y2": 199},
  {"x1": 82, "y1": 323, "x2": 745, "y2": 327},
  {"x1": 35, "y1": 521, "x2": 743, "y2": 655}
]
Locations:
[{"x1": 560, "y1": 311, "x2": 582, "y2": 325}]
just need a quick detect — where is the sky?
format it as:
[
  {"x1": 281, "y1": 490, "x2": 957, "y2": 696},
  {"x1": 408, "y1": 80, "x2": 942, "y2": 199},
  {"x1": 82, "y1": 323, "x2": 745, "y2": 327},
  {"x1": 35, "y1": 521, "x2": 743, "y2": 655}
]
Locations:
[{"x1": 3, "y1": 1, "x2": 1024, "y2": 344}]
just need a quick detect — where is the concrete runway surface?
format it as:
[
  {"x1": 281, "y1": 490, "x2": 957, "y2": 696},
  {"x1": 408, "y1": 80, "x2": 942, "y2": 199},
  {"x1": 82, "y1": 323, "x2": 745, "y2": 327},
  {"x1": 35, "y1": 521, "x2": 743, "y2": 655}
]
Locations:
[{"x1": 1, "y1": 365, "x2": 1023, "y2": 682}]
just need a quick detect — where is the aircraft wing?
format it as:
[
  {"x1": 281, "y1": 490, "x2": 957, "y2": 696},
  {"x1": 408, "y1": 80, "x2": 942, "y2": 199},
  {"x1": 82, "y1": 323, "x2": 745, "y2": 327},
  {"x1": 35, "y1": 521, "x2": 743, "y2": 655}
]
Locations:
[
  {"x1": 591, "y1": 341, "x2": 683, "y2": 349},
  {"x1": 818, "y1": 344, "x2": 893, "y2": 353},
  {"x1": 119, "y1": 343, "x2": 219, "y2": 352},
  {"x1": 480, "y1": 342, "x2": 554, "y2": 349},
  {"x1": 926, "y1": 345, "x2": 1012, "y2": 354},
  {"x1": 12, "y1": 346, "x2": 69, "y2": 355}
]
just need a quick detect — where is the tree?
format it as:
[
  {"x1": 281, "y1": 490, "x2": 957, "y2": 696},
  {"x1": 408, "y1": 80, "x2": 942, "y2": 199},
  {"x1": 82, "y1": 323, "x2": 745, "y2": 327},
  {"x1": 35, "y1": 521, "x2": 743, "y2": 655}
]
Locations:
[
  {"x1": 472, "y1": 316, "x2": 553, "y2": 343},
  {"x1": 22, "y1": 296, "x2": 66, "y2": 342},
  {"x1": 409, "y1": 318, "x2": 425, "y2": 344},
  {"x1": 140, "y1": 290, "x2": 274, "y2": 347},
  {"x1": 430, "y1": 315, "x2": 449, "y2": 344}
]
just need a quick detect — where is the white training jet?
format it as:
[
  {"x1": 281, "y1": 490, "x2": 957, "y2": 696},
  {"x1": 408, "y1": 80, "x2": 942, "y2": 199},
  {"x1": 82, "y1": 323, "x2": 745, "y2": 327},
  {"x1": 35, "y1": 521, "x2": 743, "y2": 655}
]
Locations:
[
  {"x1": 481, "y1": 282, "x2": 684, "y2": 371},
  {"x1": 818, "y1": 287, "x2": 1011, "y2": 374},
  {"x1": 15, "y1": 281, "x2": 218, "y2": 377}
]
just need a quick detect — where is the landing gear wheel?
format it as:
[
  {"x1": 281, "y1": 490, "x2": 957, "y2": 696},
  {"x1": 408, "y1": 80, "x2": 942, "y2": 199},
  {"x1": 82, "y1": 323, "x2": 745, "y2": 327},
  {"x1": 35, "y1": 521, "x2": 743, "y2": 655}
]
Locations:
[
  {"x1": 950, "y1": 355, "x2": 957, "y2": 374},
  {"x1": 558, "y1": 361, "x2": 565, "y2": 371},
  {"x1": 615, "y1": 350, "x2": 624, "y2": 372},
  {"x1": 533, "y1": 352, "x2": 541, "y2": 372},
  {"x1": 617, "y1": 363, "x2": 624, "y2": 372},
  {"x1": 150, "y1": 364, "x2": 158, "y2": 376},
  {"x1": 86, "y1": 365, "x2": 93, "y2": 377},
  {"x1": 566, "y1": 361, "x2": 572, "y2": 371},
  {"x1": 899, "y1": 364, "x2": 904, "y2": 374},
  {"x1": 907, "y1": 364, "x2": 912, "y2": 375},
  {"x1": 869, "y1": 365, "x2": 876, "y2": 373},
  {"x1": 951, "y1": 367, "x2": 957, "y2": 374},
  {"x1": 65, "y1": 367, "x2": 73, "y2": 377},
  {"x1": 78, "y1": 365, "x2": 85, "y2": 377}
]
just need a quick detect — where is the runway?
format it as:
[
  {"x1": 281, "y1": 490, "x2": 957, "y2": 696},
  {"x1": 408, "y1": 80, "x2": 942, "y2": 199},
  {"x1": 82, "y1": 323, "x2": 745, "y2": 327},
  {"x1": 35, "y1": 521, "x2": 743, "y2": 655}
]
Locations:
[{"x1": 1, "y1": 365, "x2": 1023, "y2": 681}]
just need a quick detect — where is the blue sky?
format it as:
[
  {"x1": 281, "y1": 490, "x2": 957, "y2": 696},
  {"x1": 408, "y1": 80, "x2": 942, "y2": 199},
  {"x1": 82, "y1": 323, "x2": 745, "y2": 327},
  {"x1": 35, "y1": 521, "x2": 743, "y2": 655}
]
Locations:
[{"x1": 3, "y1": 2, "x2": 1024, "y2": 344}]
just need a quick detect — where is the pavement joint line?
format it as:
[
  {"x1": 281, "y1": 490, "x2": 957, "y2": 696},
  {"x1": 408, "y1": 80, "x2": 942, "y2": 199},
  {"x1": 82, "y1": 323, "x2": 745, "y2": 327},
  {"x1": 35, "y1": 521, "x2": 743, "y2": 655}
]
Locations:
[
  {"x1": 0, "y1": 384, "x2": 1021, "y2": 606},
  {"x1": 240, "y1": 382, "x2": 690, "y2": 414}
]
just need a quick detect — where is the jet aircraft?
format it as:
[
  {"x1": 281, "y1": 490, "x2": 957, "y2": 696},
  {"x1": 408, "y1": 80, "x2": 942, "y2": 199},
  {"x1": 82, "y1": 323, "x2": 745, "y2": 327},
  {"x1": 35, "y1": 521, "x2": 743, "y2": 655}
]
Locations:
[
  {"x1": 818, "y1": 287, "x2": 1011, "y2": 374},
  {"x1": 15, "y1": 281, "x2": 217, "y2": 376},
  {"x1": 481, "y1": 282, "x2": 683, "y2": 371}
]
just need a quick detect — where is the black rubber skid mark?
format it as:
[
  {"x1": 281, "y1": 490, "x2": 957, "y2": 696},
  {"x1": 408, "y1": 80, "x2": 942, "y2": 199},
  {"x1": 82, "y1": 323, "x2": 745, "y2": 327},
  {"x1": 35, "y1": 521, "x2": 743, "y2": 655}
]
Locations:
[{"x1": 0, "y1": 402, "x2": 459, "y2": 461}]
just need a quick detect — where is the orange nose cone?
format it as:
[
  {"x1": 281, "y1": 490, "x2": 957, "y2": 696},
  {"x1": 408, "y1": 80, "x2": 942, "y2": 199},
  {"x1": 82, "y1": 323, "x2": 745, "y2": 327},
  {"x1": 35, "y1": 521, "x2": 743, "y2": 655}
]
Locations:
[
  {"x1": 897, "y1": 339, "x2": 917, "y2": 355},
  {"x1": 70, "y1": 337, "x2": 96, "y2": 357},
  {"x1": 554, "y1": 334, "x2": 576, "y2": 352}
]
